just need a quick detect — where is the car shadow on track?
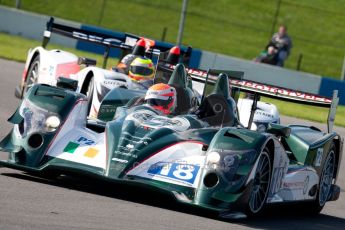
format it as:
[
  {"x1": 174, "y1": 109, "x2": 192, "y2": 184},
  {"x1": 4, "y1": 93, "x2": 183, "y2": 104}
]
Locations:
[
  {"x1": 237, "y1": 207, "x2": 345, "y2": 230},
  {"x1": 2, "y1": 171, "x2": 345, "y2": 230}
]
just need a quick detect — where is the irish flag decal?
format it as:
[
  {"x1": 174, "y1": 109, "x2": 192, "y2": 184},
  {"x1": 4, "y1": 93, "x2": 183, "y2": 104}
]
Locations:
[{"x1": 63, "y1": 141, "x2": 99, "y2": 158}]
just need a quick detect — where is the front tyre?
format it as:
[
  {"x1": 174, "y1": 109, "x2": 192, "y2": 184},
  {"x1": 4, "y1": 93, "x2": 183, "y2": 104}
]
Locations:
[
  {"x1": 246, "y1": 148, "x2": 271, "y2": 216},
  {"x1": 22, "y1": 55, "x2": 40, "y2": 97}
]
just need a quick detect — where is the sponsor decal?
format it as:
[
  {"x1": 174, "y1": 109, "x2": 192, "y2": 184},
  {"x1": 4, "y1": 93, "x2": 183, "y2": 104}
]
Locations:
[
  {"x1": 166, "y1": 64, "x2": 331, "y2": 104},
  {"x1": 229, "y1": 79, "x2": 332, "y2": 103},
  {"x1": 75, "y1": 136, "x2": 95, "y2": 146},
  {"x1": 128, "y1": 111, "x2": 190, "y2": 132},
  {"x1": 130, "y1": 111, "x2": 156, "y2": 122},
  {"x1": 120, "y1": 135, "x2": 151, "y2": 146},
  {"x1": 125, "y1": 36, "x2": 137, "y2": 46},
  {"x1": 112, "y1": 158, "x2": 128, "y2": 163},
  {"x1": 114, "y1": 150, "x2": 138, "y2": 158},
  {"x1": 63, "y1": 136, "x2": 97, "y2": 157},
  {"x1": 126, "y1": 144, "x2": 134, "y2": 149},
  {"x1": 255, "y1": 110, "x2": 274, "y2": 118},
  {"x1": 148, "y1": 162, "x2": 200, "y2": 185},
  {"x1": 314, "y1": 148, "x2": 323, "y2": 166},
  {"x1": 303, "y1": 176, "x2": 309, "y2": 195},
  {"x1": 283, "y1": 181, "x2": 305, "y2": 189},
  {"x1": 103, "y1": 80, "x2": 127, "y2": 87},
  {"x1": 271, "y1": 167, "x2": 285, "y2": 194},
  {"x1": 72, "y1": 31, "x2": 122, "y2": 46},
  {"x1": 165, "y1": 64, "x2": 208, "y2": 78},
  {"x1": 99, "y1": 106, "x2": 117, "y2": 114},
  {"x1": 49, "y1": 66, "x2": 54, "y2": 77}
]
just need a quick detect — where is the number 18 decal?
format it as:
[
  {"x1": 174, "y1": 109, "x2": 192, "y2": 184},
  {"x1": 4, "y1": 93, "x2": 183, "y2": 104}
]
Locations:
[{"x1": 148, "y1": 162, "x2": 200, "y2": 184}]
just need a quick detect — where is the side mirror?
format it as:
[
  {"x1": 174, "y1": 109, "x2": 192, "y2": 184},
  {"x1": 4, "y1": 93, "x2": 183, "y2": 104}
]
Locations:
[
  {"x1": 267, "y1": 123, "x2": 291, "y2": 138},
  {"x1": 78, "y1": 57, "x2": 97, "y2": 66}
]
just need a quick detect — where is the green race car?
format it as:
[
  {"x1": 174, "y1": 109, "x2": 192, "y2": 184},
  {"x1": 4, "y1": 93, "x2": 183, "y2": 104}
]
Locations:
[{"x1": 0, "y1": 64, "x2": 343, "y2": 218}]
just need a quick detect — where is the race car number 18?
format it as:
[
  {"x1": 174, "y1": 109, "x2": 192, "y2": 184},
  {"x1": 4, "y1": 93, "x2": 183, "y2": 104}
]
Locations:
[{"x1": 148, "y1": 162, "x2": 200, "y2": 184}]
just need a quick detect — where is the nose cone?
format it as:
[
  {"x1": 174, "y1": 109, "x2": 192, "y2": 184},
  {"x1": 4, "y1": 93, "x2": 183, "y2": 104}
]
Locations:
[{"x1": 168, "y1": 63, "x2": 187, "y2": 88}]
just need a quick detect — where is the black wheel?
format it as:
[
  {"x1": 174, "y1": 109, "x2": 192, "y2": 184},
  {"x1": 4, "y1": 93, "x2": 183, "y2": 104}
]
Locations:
[
  {"x1": 246, "y1": 148, "x2": 271, "y2": 216},
  {"x1": 86, "y1": 77, "x2": 94, "y2": 114},
  {"x1": 22, "y1": 55, "x2": 40, "y2": 97},
  {"x1": 310, "y1": 144, "x2": 336, "y2": 214}
]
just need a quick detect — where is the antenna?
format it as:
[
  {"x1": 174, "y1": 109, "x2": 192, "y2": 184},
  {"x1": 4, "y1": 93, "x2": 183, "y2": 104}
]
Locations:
[{"x1": 327, "y1": 90, "x2": 339, "y2": 133}]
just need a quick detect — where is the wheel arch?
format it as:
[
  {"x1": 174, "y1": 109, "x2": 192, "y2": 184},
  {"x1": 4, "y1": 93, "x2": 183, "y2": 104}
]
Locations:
[
  {"x1": 23, "y1": 50, "x2": 41, "y2": 82},
  {"x1": 332, "y1": 135, "x2": 343, "y2": 182},
  {"x1": 264, "y1": 138, "x2": 275, "y2": 162}
]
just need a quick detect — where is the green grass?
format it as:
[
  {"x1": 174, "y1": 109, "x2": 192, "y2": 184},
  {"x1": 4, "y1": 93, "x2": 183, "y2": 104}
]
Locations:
[
  {"x1": 0, "y1": 32, "x2": 118, "y2": 68},
  {"x1": 262, "y1": 97, "x2": 345, "y2": 127},
  {"x1": 0, "y1": 32, "x2": 344, "y2": 127},
  {"x1": 1, "y1": 0, "x2": 345, "y2": 78}
]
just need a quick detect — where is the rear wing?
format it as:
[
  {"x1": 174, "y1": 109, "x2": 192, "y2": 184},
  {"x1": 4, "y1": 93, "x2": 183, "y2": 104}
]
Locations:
[
  {"x1": 42, "y1": 17, "x2": 192, "y2": 67},
  {"x1": 164, "y1": 64, "x2": 339, "y2": 132}
]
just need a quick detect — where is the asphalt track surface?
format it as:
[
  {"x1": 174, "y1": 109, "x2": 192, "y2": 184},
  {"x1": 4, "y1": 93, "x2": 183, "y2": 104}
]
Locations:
[{"x1": 0, "y1": 59, "x2": 344, "y2": 230}]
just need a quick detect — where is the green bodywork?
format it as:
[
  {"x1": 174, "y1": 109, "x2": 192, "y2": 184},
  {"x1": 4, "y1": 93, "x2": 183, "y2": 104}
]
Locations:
[
  {"x1": 97, "y1": 88, "x2": 145, "y2": 121},
  {"x1": 282, "y1": 125, "x2": 340, "y2": 176},
  {"x1": 0, "y1": 84, "x2": 85, "y2": 168},
  {"x1": 0, "y1": 67, "x2": 342, "y2": 215}
]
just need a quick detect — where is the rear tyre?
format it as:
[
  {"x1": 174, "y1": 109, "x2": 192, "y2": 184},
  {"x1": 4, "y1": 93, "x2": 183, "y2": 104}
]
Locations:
[
  {"x1": 22, "y1": 55, "x2": 40, "y2": 97},
  {"x1": 309, "y1": 144, "x2": 336, "y2": 214},
  {"x1": 246, "y1": 148, "x2": 271, "y2": 217}
]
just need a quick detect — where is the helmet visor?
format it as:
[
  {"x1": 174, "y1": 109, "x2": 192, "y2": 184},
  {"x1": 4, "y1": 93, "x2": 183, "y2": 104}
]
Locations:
[
  {"x1": 147, "y1": 98, "x2": 171, "y2": 108},
  {"x1": 130, "y1": 66, "x2": 154, "y2": 76}
]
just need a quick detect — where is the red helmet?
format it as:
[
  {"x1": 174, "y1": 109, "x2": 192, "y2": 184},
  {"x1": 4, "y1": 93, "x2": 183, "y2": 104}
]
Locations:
[{"x1": 145, "y1": 83, "x2": 176, "y2": 115}]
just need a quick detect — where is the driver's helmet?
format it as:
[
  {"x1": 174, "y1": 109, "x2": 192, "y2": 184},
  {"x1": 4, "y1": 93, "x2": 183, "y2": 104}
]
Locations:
[
  {"x1": 145, "y1": 83, "x2": 176, "y2": 115},
  {"x1": 128, "y1": 57, "x2": 155, "y2": 82}
]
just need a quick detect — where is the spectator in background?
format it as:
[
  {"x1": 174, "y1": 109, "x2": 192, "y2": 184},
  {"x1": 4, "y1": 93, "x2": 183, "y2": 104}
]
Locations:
[
  {"x1": 254, "y1": 45, "x2": 278, "y2": 65},
  {"x1": 267, "y1": 25, "x2": 292, "y2": 66}
]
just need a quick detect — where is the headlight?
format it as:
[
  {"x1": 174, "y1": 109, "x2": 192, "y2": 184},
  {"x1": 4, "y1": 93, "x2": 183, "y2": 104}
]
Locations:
[
  {"x1": 220, "y1": 150, "x2": 257, "y2": 178},
  {"x1": 45, "y1": 115, "x2": 61, "y2": 132},
  {"x1": 223, "y1": 154, "x2": 236, "y2": 167},
  {"x1": 256, "y1": 123, "x2": 267, "y2": 132},
  {"x1": 206, "y1": 151, "x2": 221, "y2": 164}
]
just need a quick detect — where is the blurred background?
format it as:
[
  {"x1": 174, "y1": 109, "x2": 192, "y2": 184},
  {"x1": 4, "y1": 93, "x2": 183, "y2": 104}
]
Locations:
[{"x1": 1, "y1": 0, "x2": 345, "y2": 79}]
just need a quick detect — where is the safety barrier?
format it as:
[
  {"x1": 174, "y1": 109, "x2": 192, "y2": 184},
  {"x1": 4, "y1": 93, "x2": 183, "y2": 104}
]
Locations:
[{"x1": 0, "y1": 6, "x2": 344, "y2": 104}]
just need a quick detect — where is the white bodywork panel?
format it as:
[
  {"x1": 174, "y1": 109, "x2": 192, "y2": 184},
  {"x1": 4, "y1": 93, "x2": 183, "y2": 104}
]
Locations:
[
  {"x1": 71, "y1": 67, "x2": 129, "y2": 118},
  {"x1": 277, "y1": 167, "x2": 319, "y2": 202},
  {"x1": 127, "y1": 142, "x2": 205, "y2": 188},
  {"x1": 45, "y1": 99, "x2": 107, "y2": 169},
  {"x1": 267, "y1": 140, "x2": 319, "y2": 203},
  {"x1": 237, "y1": 98, "x2": 280, "y2": 130},
  {"x1": 25, "y1": 47, "x2": 79, "y2": 86}
]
